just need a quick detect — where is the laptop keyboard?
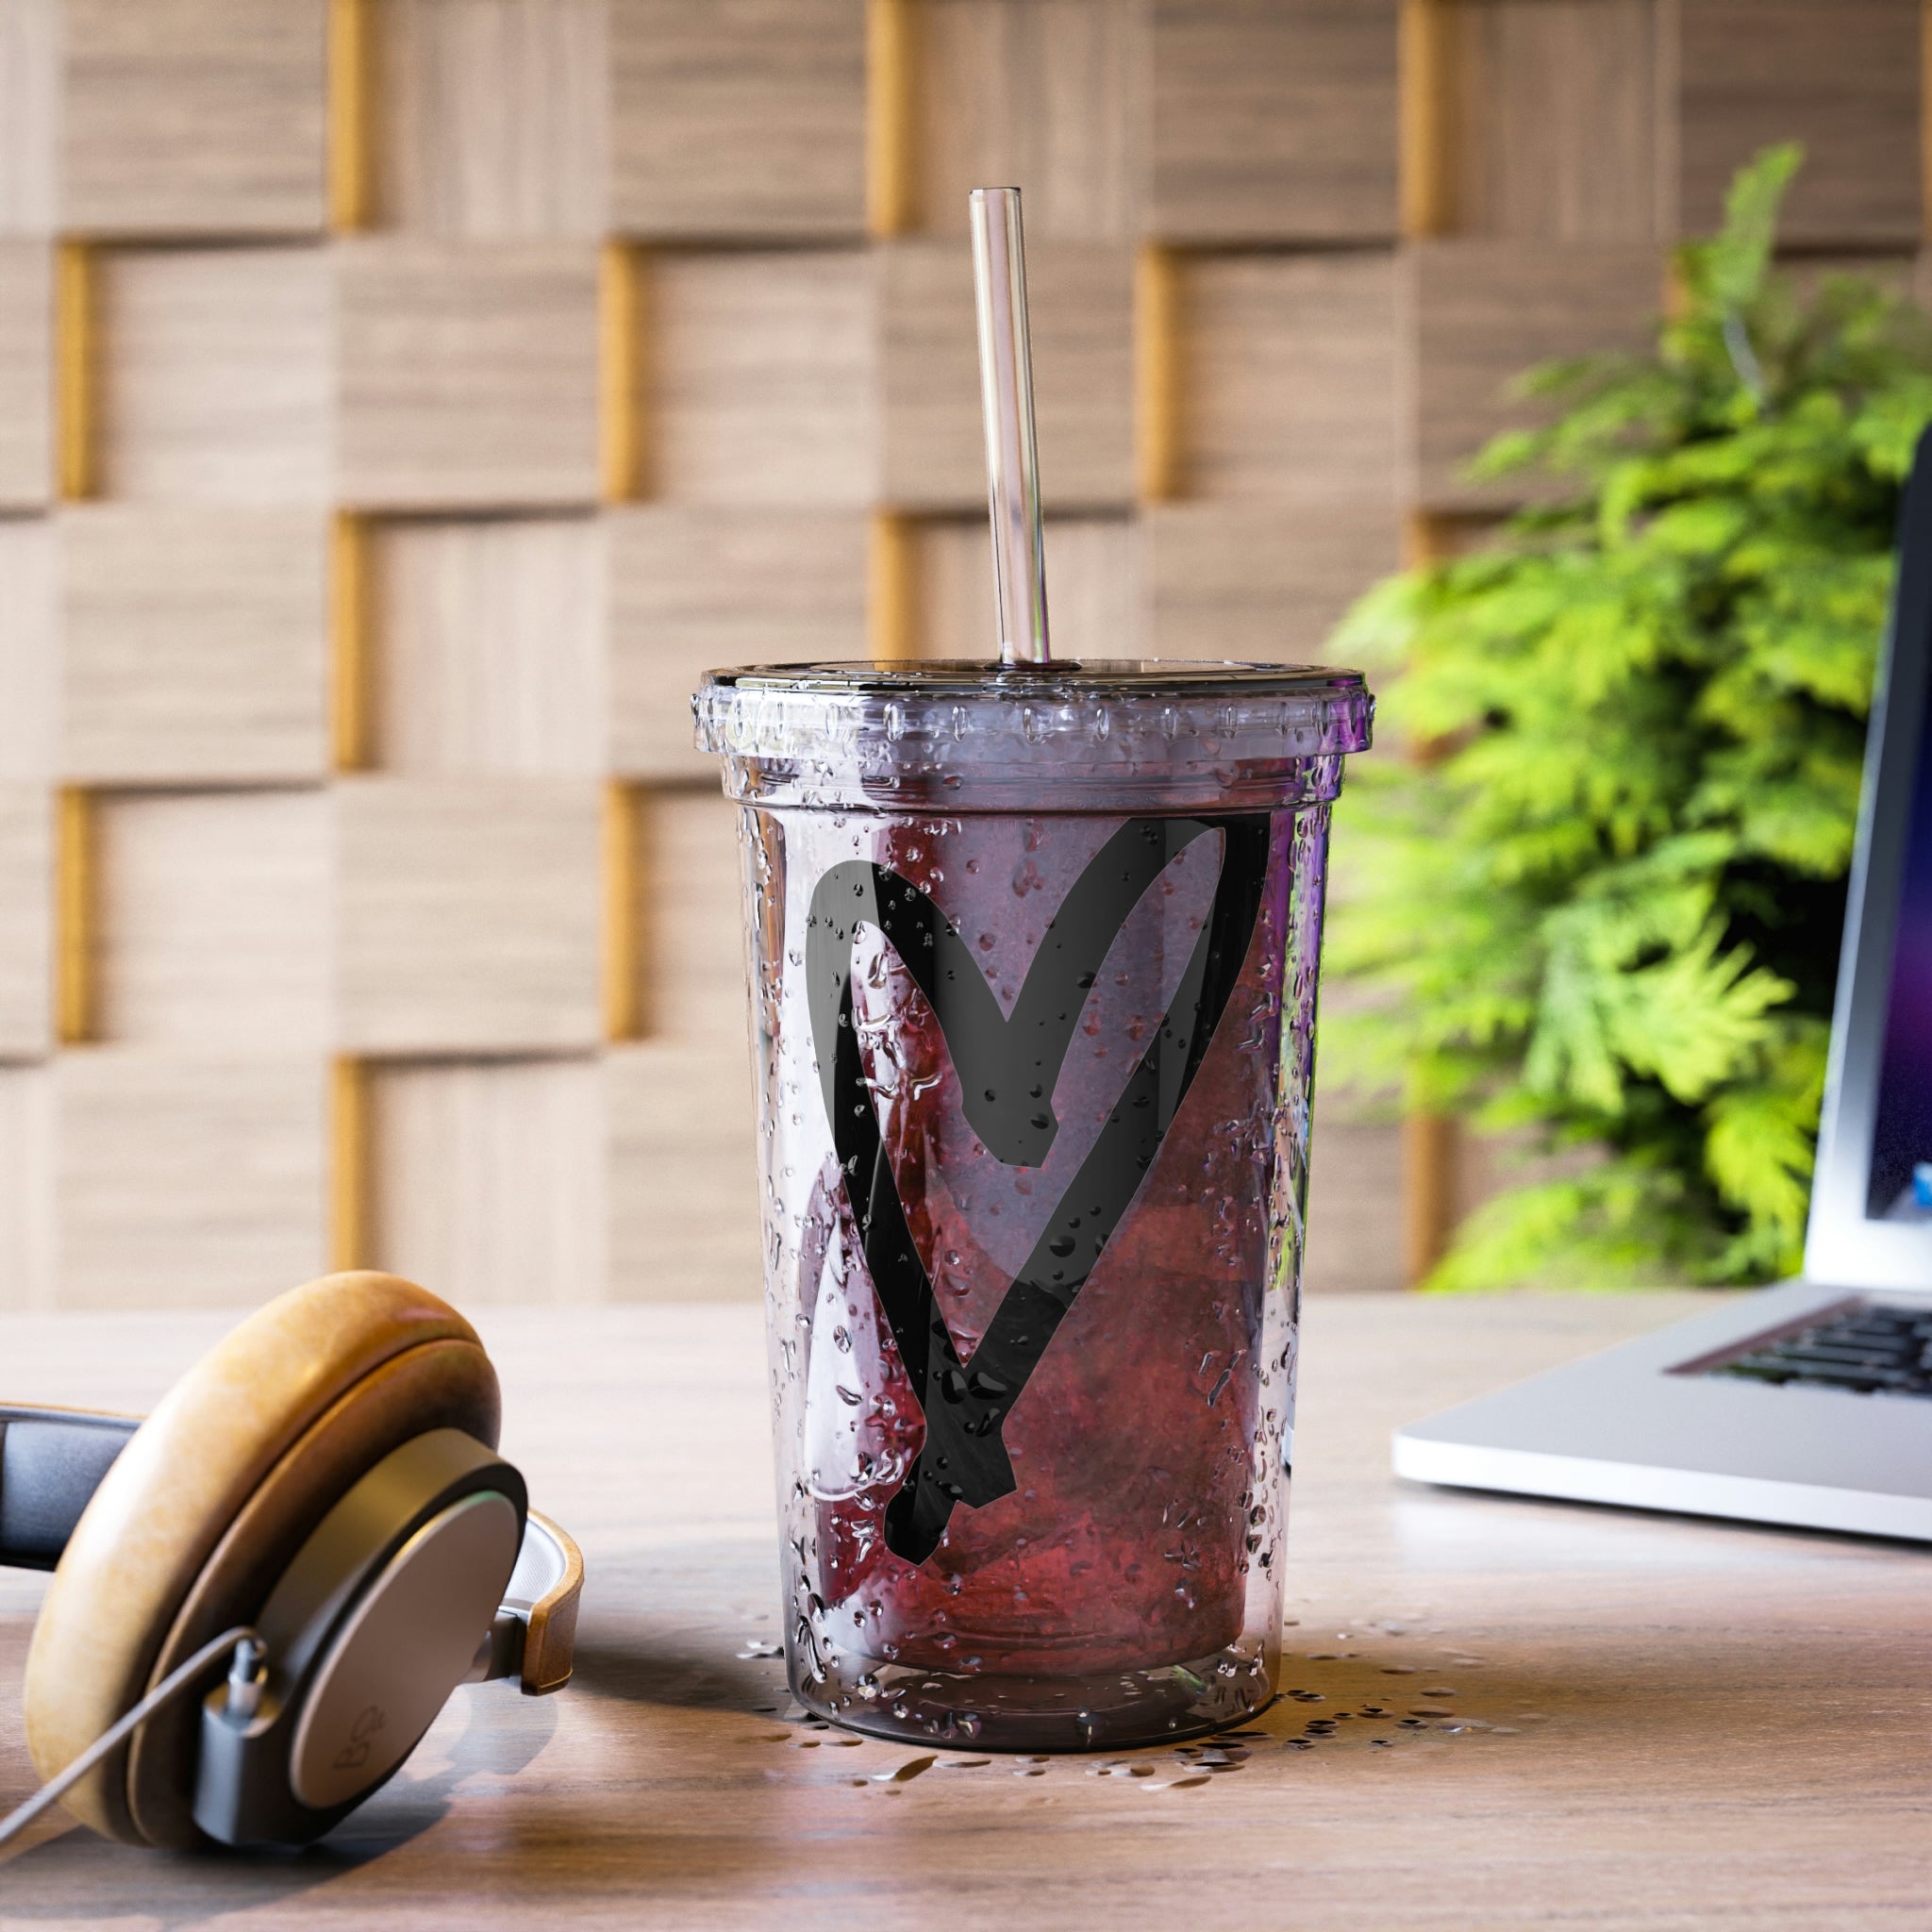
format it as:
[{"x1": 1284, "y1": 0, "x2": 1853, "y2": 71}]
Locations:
[{"x1": 1713, "y1": 1302, "x2": 1932, "y2": 1397}]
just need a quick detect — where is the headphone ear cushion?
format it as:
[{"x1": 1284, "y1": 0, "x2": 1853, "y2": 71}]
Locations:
[{"x1": 24, "y1": 1272, "x2": 500, "y2": 1849}]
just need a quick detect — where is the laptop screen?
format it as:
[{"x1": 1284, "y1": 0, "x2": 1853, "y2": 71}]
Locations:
[
  {"x1": 1807, "y1": 424, "x2": 1932, "y2": 1284},
  {"x1": 1868, "y1": 645, "x2": 1932, "y2": 1220}
]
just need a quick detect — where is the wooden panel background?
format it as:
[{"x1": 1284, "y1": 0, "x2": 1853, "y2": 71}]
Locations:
[{"x1": 0, "y1": 0, "x2": 1921, "y2": 1307}]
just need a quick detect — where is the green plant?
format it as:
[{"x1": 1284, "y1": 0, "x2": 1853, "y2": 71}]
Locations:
[{"x1": 1326, "y1": 147, "x2": 1932, "y2": 1289}]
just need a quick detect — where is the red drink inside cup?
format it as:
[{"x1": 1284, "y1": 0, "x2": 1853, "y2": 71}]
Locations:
[{"x1": 699, "y1": 660, "x2": 1370, "y2": 1749}]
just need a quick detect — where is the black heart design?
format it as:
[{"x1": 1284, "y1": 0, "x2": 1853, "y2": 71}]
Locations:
[{"x1": 807, "y1": 814, "x2": 1272, "y2": 1565}]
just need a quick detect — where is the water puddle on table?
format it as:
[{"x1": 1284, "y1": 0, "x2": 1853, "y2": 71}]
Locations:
[{"x1": 731, "y1": 1620, "x2": 1542, "y2": 1797}]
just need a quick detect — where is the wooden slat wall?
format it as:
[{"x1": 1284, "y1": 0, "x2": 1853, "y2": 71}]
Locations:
[{"x1": 0, "y1": 0, "x2": 1919, "y2": 1307}]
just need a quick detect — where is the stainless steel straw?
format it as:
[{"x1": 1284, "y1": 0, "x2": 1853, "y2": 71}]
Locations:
[{"x1": 969, "y1": 187, "x2": 1050, "y2": 665}]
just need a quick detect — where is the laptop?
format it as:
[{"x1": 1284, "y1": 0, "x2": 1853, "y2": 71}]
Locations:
[{"x1": 1391, "y1": 428, "x2": 1932, "y2": 1543}]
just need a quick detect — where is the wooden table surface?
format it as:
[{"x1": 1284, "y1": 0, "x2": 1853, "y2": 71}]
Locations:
[{"x1": 1, "y1": 1291, "x2": 1926, "y2": 1930}]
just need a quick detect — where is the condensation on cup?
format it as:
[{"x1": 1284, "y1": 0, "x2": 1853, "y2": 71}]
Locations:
[{"x1": 695, "y1": 658, "x2": 1372, "y2": 1751}]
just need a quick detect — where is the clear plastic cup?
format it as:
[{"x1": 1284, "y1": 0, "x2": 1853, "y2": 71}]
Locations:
[{"x1": 695, "y1": 659, "x2": 1372, "y2": 1751}]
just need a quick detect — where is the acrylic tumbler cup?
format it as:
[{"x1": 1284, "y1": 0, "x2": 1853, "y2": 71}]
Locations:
[{"x1": 695, "y1": 659, "x2": 1373, "y2": 1751}]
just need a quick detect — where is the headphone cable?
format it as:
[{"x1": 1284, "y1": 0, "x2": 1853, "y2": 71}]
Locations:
[{"x1": 0, "y1": 1625, "x2": 262, "y2": 1854}]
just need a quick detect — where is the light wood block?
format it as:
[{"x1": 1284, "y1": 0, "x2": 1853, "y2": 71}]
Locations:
[
  {"x1": 608, "y1": 0, "x2": 867, "y2": 240},
  {"x1": 372, "y1": 0, "x2": 608, "y2": 238},
  {"x1": 58, "y1": 507, "x2": 330, "y2": 783},
  {"x1": 0, "y1": 515, "x2": 55, "y2": 780},
  {"x1": 1675, "y1": 0, "x2": 1922, "y2": 246},
  {"x1": 0, "y1": 0, "x2": 57, "y2": 236},
  {"x1": 370, "y1": 1055, "x2": 608, "y2": 1303},
  {"x1": 914, "y1": 513, "x2": 1142, "y2": 661},
  {"x1": 371, "y1": 513, "x2": 605, "y2": 775},
  {"x1": 1150, "y1": 0, "x2": 1400, "y2": 242},
  {"x1": 0, "y1": 1065, "x2": 52, "y2": 1307},
  {"x1": 59, "y1": 0, "x2": 327, "y2": 236},
  {"x1": 606, "y1": 1037, "x2": 760, "y2": 1300},
  {"x1": 649, "y1": 249, "x2": 875, "y2": 507},
  {"x1": 1146, "y1": 502, "x2": 1402, "y2": 662},
  {"x1": 0, "y1": 239, "x2": 51, "y2": 506},
  {"x1": 92, "y1": 790, "x2": 332, "y2": 1051},
  {"x1": 1403, "y1": 241, "x2": 1658, "y2": 509},
  {"x1": 336, "y1": 239, "x2": 601, "y2": 508},
  {"x1": 910, "y1": 0, "x2": 1143, "y2": 242},
  {"x1": 1179, "y1": 251, "x2": 1400, "y2": 508},
  {"x1": 608, "y1": 508, "x2": 867, "y2": 780},
  {"x1": 642, "y1": 788, "x2": 747, "y2": 1045},
  {"x1": 53, "y1": 1049, "x2": 327, "y2": 1307},
  {"x1": 1302, "y1": 1110, "x2": 1405, "y2": 1294},
  {"x1": 905, "y1": 516, "x2": 988, "y2": 662},
  {"x1": 94, "y1": 246, "x2": 333, "y2": 505},
  {"x1": 335, "y1": 776, "x2": 603, "y2": 1053},
  {"x1": 0, "y1": 786, "x2": 51, "y2": 1059},
  {"x1": 1440, "y1": 0, "x2": 1660, "y2": 243},
  {"x1": 879, "y1": 238, "x2": 1133, "y2": 510}
]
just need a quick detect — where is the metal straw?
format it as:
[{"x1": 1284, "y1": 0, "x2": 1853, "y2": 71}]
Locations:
[{"x1": 969, "y1": 188, "x2": 1050, "y2": 665}]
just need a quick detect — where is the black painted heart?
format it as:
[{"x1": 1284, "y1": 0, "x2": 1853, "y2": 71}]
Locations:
[{"x1": 806, "y1": 813, "x2": 1272, "y2": 1565}]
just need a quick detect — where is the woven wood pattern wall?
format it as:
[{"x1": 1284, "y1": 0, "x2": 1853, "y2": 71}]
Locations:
[{"x1": 0, "y1": 0, "x2": 1922, "y2": 1307}]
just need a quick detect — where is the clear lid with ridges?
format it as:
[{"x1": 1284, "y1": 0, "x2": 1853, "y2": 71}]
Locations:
[{"x1": 694, "y1": 659, "x2": 1374, "y2": 812}]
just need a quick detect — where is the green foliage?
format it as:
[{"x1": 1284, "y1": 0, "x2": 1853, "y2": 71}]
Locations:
[{"x1": 1326, "y1": 147, "x2": 1932, "y2": 1289}]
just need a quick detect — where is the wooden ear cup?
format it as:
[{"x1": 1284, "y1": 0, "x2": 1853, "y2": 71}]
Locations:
[{"x1": 23, "y1": 1272, "x2": 501, "y2": 1850}]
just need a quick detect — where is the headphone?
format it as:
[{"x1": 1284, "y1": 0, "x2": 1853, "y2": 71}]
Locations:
[{"x1": 1, "y1": 1271, "x2": 582, "y2": 1852}]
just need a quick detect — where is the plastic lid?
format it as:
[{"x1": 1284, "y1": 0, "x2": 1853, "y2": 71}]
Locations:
[{"x1": 693, "y1": 659, "x2": 1374, "y2": 813}]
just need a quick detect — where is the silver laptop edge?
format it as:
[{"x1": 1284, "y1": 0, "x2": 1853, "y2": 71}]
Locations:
[{"x1": 1391, "y1": 427, "x2": 1932, "y2": 1543}]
